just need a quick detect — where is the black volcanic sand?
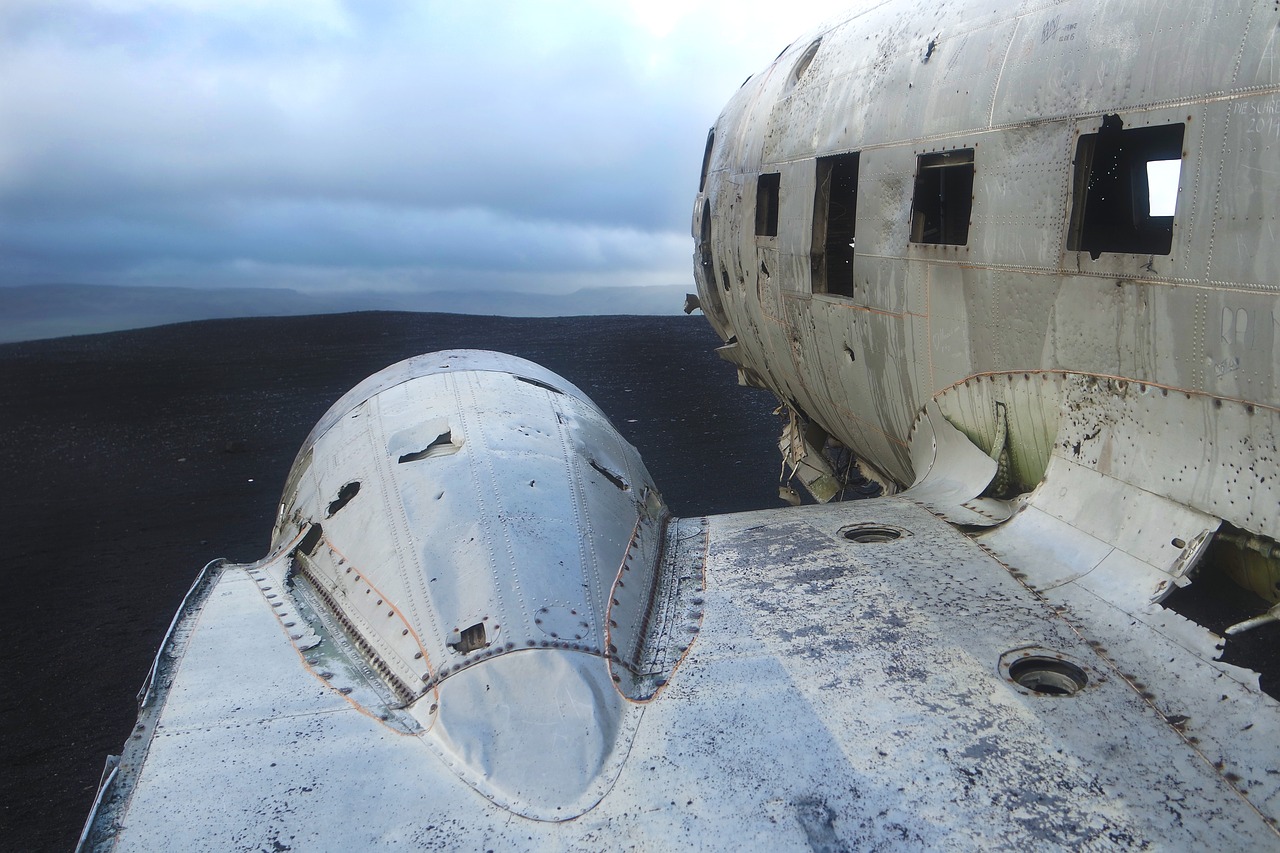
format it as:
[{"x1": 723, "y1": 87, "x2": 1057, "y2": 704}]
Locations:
[{"x1": 0, "y1": 312, "x2": 782, "y2": 852}]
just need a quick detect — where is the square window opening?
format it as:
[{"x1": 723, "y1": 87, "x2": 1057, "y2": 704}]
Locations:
[
  {"x1": 756, "y1": 172, "x2": 780, "y2": 237},
  {"x1": 910, "y1": 149, "x2": 974, "y2": 246},
  {"x1": 1067, "y1": 116, "x2": 1184, "y2": 259}
]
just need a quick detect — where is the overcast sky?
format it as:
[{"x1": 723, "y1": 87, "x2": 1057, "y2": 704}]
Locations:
[{"x1": 0, "y1": 0, "x2": 854, "y2": 299}]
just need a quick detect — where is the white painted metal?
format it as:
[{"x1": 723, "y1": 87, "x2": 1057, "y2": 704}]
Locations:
[
  {"x1": 694, "y1": 0, "x2": 1280, "y2": 547},
  {"x1": 80, "y1": 1, "x2": 1280, "y2": 848},
  {"x1": 276, "y1": 351, "x2": 677, "y2": 819},
  {"x1": 82, "y1": 496, "x2": 1278, "y2": 849}
]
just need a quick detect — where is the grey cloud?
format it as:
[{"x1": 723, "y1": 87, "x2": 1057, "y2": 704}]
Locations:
[{"x1": 0, "y1": 0, "x2": 811, "y2": 297}]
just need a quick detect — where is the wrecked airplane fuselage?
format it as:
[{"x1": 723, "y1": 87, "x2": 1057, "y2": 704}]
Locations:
[{"x1": 692, "y1": 1, "x2": 1280, "y2": 612}]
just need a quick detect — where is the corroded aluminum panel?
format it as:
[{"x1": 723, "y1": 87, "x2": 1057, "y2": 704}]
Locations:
[
  {"x1": 978, "y1": 493, "x2": 1280, "y2": 826},
  {"x1": 266, "y1": 351, "x2": 679, "y2": 818},
  {"x1": 1054, "y1": 374, "x2": 1280, "y2": 541},
  {"x1": 905, "y1": 400, "x2": 1012, "y2": 526},
  {"x1": 694, "y1": 0, "x2": 1280, "y2": 529},
  {"x1": 83, "y1": 500, "x2": 1280, "y2": 850}
]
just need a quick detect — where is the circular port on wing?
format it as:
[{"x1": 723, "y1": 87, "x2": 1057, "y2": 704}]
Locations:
[
  {"x1": 1006, "y1": 655, "x2": 1088, "y2": 696},
  {"x1": 841, "y1": 524, "x2": 909, "y2": 543}
]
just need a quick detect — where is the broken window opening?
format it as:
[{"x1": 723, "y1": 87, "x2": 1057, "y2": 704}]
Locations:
[
  {"x1": 296, "y1": 523, "x2": 324, "y2": 557},
  {"x1": 449, "y1": 622, "x2": 488, "y2": 654},
  {"x1": 699, "y1": 128, "x2": 715, "y2": 192},
  {"x1": 910, "y1": 149, "x2": 974, "y2": 245},
  {"x1": 1067, "y1": 116, "x2": 1184, "y2": 259},
  {"x1": 397, "y1": 431, "x2": 454, "y2": 463},
  {"x1": 756, "y1": 172, "x2": 781, "y2": 237},
  {"x1": 812, "y1": 152, "x2": 860, "y2": 297},
  {"x1": 699, "y1": 204, "x2": 714, "y2": 276},
  {"x1": 789, "y1": 38, "x2": 822, "y2": 87},
  {"x1": 515, "y1": 376, "x2": 563, "y2": 395},
  {"x1": 326, "y1": 481, "x2": 360, "y2": 517},
  {"x1": 589, "y1": 459, "x2": 630, "y2": 491}
]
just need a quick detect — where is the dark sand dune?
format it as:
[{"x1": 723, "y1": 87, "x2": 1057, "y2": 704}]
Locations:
[{"x1": 0, "y1": 312, "x2": 781, "y2": 852}]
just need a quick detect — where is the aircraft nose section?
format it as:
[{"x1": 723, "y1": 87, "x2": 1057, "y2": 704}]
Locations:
[{"x1": 416, "y1": 649, "x2": 639, "y2": 820}]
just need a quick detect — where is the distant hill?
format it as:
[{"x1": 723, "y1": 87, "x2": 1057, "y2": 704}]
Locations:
[{"x1": 0, "y1": 283, "x2": 693, "y2": 342}]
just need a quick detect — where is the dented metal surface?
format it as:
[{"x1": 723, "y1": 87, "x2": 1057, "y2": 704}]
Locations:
[
  {"x1": 80, "y1": 496, "x2": 1280, "y2": 849},
  {"x1": 694, "y1": 0, "x2": 1280, "y2": 542},
  {"x1": 693, "y1": 3, "x2": 1280, "y2": 819},
  {"x1": 79, "y1": 1, "x2": 1280, "y2": 848}
]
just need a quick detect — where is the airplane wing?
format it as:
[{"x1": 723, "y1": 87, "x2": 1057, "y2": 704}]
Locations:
[{"x1": 79, "y1": 353, "x2": 1279, "y2": 851}]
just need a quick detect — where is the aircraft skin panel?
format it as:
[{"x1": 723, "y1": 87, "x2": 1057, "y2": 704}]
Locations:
[
  {"x1": 86, "y1": 499, "x2": 1276, "y2": 850},
  {"x1": 696, "y1": 0, "x2": 1280, "y2": 537}
]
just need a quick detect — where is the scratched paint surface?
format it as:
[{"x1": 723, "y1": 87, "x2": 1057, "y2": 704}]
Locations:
[
  {"x1": 87, "y1": 500, "x2": 1276, "y2": 850},
  {"x1": 694, "y1": 0, "x2": 1280, "y2": 540}
]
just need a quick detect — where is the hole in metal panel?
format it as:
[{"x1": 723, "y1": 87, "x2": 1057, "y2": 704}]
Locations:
[
  {"x1": 789, "y1": 38, "x2": 822, "y2": 85},
  {"x1": 589, "y1": 460, "x2": 630, "y2": 491},
  {"x1": 756, "y1": 172, "x2": 780, "y2": 237},
  {"x1": 841, "y1": 524, "x2": 907, "y2": 543},
  {"x1": 326, "y1": 481, "x2": 360, "y2": 517},
  {"x1": 812, "y1": 151, "x2": 860, "y2": 297},
  {"x1": 909, "y1": 148, "x2": 975, "y2": 245},
  {"x1": 296, "y1": 523, "x2": 323, "y2": 556},
  {"x1": 1008, "y1": 657, "x2": 1088, "y2": 696},
  {"x1": 699, "y1": 127, "x2": 715, "y2": 192},
  {"x1": 450, "y1": 623, "x2": 488, "y2": 654},
  {"x1": 1067, "y1": 117, "x2": 1185, "y2": 259},
  {"x1": 515, "y1": 376, "x2": 563, "y2": 395},
  {"x1": 398, "y1": 431, "x2": 453, "y2": 463}
]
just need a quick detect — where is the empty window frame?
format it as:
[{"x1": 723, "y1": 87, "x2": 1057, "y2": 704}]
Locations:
[
  {"x1": 756, "y1": 172, "x2": 781, "y2": 237},
  {"x1": 1067, "y1": 116, "x2": 1184, "y2": 259},
  {"x1": 699, "y1": 128, "x2": 715, "y2": 192},
  {"x1": 910, "y1": 149, "x2": 975, "y2": 245},
  {"x1": 812, "y1": 152, "x2": 859, "y2": 297}
]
